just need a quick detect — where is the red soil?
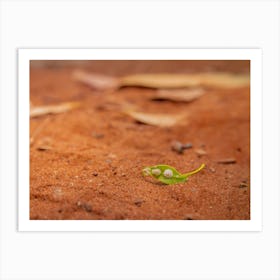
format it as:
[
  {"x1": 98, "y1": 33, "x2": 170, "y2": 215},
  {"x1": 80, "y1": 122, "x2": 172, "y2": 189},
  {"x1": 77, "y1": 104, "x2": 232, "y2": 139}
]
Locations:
[{"x1": 30, "y1": 60, "x2": 250, "y2": 220}]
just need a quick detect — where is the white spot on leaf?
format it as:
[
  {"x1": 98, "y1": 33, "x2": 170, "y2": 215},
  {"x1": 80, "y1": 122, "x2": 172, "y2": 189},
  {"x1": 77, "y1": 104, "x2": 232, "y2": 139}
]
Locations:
[
  {"x1": 151, "y1": 168, "x2": 161, "y2": 176},
  {"x1": 163, "y1": 169, "x2": 173, "y2": 178}
]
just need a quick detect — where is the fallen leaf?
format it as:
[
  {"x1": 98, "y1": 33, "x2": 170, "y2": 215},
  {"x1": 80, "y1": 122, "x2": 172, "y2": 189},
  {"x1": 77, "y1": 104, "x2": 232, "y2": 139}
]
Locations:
[
  {"x1": 30, "y1": 102, "x2": 80, "y2": 118},
  {"x1": 73, "y1": 70, "x2": 119, "y2": 90},
  {"x1": 120, "y1": 73, "x2": 250, "y2": 89},
  {"x1": 73, "y1": 71, "x2": 250, "y2": 91},
  {"x1": 217, "y1": 158, "x2": 236, "y2": 164},
  {"x1": 152, "y1": 88, "x2": 205, "y2": 102},
  {"x1": 124, "y1": 110, "x2": 186, "y2": 127},
  {"x1": 30, "y1": 117, "x2": 51, "y2": 145},
  {"x1": 142, "y1": 163, "x2": 205, "y2": 185}
]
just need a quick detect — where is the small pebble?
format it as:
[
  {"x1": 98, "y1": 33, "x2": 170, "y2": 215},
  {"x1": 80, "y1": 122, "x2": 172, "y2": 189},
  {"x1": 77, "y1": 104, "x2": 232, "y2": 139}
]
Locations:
[
  {"x1": 182, "y1": 143, "x2": 193, "y2": 149},
  {"x1": 92, "y1": 132, "x2": 104, "y2": 139},
  {"x1": 96, "y1": 105, "x2": 105, "y2": 111},
  {"x1": 183, "y1": 214, "x2": 200, "y2": 220},
  {"x1": 53, "y1": 188, "x2": 63, "y2": 201},
  {"x1": 77, "y1": 201, "x2": 92, "y2": 212},
  {"x1": 184, "y1": 216, "x2": 194, "y2": 220},
  {"x1": 171, "y1": 141, "x2": 184, "y2": 154},
  {"x1": 195, "y1": 148, "x2": 207, "y2": 157},
  {"x1": 36, "y1": 137, "x2": 52, "y2": 151},
  {"x1": 134, "y1": 199, "x2": 144, "y2": 207},
  {"x1": 93, "y1": 172, "x2": 98, "y2": 176},
  {"x1": 171, "y1": 141, "x2": 193, "y2": 154},
  {"x1": 83, "y1": 203, "x2": 92, "y2": 212},
  {"x1": 37, "y1": 145, "x2": 52, "y2": 151},
  {"x1": 239, "y1": 182, "x2": 249, "y2": 188},
  {"x1": 108, "y1": 153, "x2": 117, "y2": 159}
]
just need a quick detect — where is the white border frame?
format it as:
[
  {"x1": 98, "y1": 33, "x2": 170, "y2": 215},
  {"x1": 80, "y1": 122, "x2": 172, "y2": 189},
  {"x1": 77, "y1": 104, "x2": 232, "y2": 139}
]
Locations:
[{"x1": 18, "y1": 48, "x2": 262, "y2": 232}]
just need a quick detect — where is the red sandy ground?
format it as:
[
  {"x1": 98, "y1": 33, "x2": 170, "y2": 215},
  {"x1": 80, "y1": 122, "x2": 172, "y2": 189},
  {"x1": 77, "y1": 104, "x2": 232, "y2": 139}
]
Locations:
[{"x1": 30, "y1": 61, "x2": 250, "y2": 220}]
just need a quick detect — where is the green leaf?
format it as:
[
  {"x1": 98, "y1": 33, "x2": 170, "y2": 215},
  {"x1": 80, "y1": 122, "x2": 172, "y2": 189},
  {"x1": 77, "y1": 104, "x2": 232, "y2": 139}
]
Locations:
[{"x1": 142, "y1": 164, "x2": 205, "y2": 185}]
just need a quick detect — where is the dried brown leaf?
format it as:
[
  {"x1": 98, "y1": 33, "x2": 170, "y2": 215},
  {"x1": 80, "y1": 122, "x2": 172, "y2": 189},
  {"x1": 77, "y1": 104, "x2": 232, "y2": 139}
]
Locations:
[
  {"x1": 73, "y1": 71, "x2": 249, "y2": 91},
  {"x1": 217, "y1": 158, "x2": 236, "y2": 164},
  {"x1": 124, "y1": 110, "x2": 186, "y2": 127},
  {"x1": 30, "y1": 102, "x2": 80, "y2": 118},
  {"x1": 120, "y1": 73, "x2": 250, "y2": 89},
  {"x1": 153, "y1": 88, "x2": 205, "y2": 102},
  {"x1": 73, "y1": 70, "x2": 119, "y2": 90},
  {"x1": 30, "y1": 117, "x2": 51, "y2": 146}
]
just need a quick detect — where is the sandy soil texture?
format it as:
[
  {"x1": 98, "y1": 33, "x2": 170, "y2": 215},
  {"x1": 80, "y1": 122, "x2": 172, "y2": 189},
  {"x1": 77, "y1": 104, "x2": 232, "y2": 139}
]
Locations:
[{"x1": 30, "y1": 60, "x2": 250, "y2": 220}]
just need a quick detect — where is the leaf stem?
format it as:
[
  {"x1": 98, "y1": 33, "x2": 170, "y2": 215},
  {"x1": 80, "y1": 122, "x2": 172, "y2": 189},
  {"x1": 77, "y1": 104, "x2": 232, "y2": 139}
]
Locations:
[{"x1": 183, "y1": 163, "x2": 205, "y2": 178}]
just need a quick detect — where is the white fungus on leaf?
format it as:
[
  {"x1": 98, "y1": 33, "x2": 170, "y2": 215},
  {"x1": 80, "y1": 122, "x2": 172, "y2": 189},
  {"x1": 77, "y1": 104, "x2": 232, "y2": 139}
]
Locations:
[
  {"x1": 151, "y1": 168, "x2": 161, "y2": 176},
  {"x1": 142, "y1": 168, "x2": 151, "y2": 176},
  {"x1": 163, "y1": 169, "x2": 173, "y2": 178}
]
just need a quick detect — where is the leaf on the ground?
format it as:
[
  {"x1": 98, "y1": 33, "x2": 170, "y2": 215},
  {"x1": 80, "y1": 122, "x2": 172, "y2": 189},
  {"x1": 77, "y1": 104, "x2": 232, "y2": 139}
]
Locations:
[
  {"x1": 124, "y1": 110, "x2": 186, "y2": 127},
  {"x1": 30, "y1": 102, "x2": 80, "y2": 118},
  {"x1": 73, "y1": 71, "x2": 249, "y2": 91},
  {"x1": 199, "y1": 73, "x2": 250, "y2": 89},
  {"x1": 217, "y1": 158, "x2": 236, "y2": 164},
  {"x1": 152, "y1": 88, "x2": 205, "y2": 102},
  {"x1": 120, "y1": 73, "x2": 249, "y2": 89},
  {"x1": 73, "y1": 70, "x2": 119, "y2": 91},
  {"x1": 142, "y1": 163, "x2": 205, "y2": 185}
]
